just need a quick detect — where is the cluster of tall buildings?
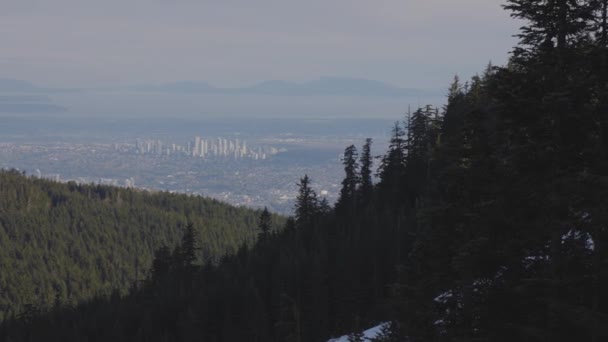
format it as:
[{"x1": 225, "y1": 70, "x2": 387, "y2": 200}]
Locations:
[
  {"x1": 190, "y1": 136, "x2": 248, "y2": 159},
  {"x1": 135, "y1": 136, "x2": 279, "y2": 160}
]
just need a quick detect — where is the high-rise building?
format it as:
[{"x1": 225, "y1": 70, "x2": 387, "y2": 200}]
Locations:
[{"x1": 194, "y1": 136, "x2": 201, "y2": 157}]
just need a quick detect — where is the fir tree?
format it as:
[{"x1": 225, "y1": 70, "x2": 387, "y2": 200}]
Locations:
[
  {"x1": 318, "y1": 197, "x2": 333, "y2": 216},
  {"x1": 337, "y1": 145, "x2": 360, "y2": 212},
  {"x1": 150, "y1": 246, "x2": 172, "y2": 281},
  {"x1": 446, "y1": 75, "x2": 463, "y2": 108},
  {"x1": 294, "y1": 175, "x2": 318, "y2": 227},
  {"x1": 258, "y1": 206, "x2": 272, "y2": 240},
  {"x1": 504, "y1": 0, "x2": 597, "y2": 51},
  {"x1": 179, "y1": 223, "x2": 198, "y2": 268},
  {"x1": 359, "y1": 138, "x2": 374, "y2": 201},
  {"x1": 377, "y1": 122, "x2": 407, "y2": 202}
]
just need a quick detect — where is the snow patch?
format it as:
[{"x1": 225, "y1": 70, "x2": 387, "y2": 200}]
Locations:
[
  {"x1": 434, "y1": 290, "x2": 453, "y2": 304},
  {"x1": 327, "y1": 322, "x2": 389, "y2": 342},
  {"x1": 562, "y1": 229, "x2": 595, "y2": 251}
]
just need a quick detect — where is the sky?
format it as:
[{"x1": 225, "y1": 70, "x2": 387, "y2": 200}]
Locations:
[{"x1": 0, "y1": 0, "x2": 520, "y2": 90}]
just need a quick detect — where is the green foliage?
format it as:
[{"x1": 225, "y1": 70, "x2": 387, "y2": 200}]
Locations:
[
  {"x1": 0, "y1": 170, "x2": 283, "y2": 320},
  {"x1": 504, "y1": 0, "x2": 598, "y2": 51},
  {"x1": 336, "y1": 145, "x2": 360, "y2": 212},
  {"x1": 377, "y1": 122, "x2": 407, "y2": 203},
  {"x1": 359, "y1": 138, "x2": 374, "y2": 201},
  {"x1": 258, "y1": 206, "x2": 272, "y2": 241},
  {"x1": 294, "y1": 175, "x2": 319, "y2": 228}
]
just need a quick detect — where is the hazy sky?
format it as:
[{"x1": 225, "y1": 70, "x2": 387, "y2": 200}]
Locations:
[{"x1": 0, "y1": 0, "x2": 520, "y2": 90}]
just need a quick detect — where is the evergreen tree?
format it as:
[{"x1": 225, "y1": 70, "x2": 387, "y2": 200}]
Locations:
[
  {"x1": 294, "y1": 175, "x2": 318, "y2": 227},
  {"x1": 403, "y1": 105, "x2": 442, "y2": 207},
  {"x1": 179, "y1": 223, "x2": 198, "y2": 268},
  {"x1": 258, "y1": 207, "x2": 272, "y2": 240},
  {"x1": 446, "y1": 75, "x2": 463, "y2": 108},
  {"x1": 377, "y1": 122, "x2": 407, "y2": 202},
  {"x1": 151, "y1": 246, "x2": 172, "y2": 281},
  {"x1": 594, "y1": 0, "x2": 608, "y2": 46},
  {"x1": 504, "y1": 0, "x2": 597, "y2": 53},
  {"x1": 318, "y1": 197, "x2": 333, "y2": 216},
  {"x1": 336, "y1": 145, "x2": 360, "y2": 212},
  {"x1": 359, "y1": 138, "x2": 374, "y2": 201}
]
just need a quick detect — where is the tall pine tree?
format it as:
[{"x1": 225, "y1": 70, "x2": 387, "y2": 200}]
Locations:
[{"x1": 336, "y1": 145, "x2": 360, "y2": 212}]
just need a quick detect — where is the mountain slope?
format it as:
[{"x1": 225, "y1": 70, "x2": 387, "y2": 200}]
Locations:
[{"x1": 0, "y1": 170, "x2": 282, "y2": 319}]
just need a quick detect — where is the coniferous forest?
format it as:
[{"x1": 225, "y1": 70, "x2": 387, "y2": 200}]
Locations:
[
  {"x1": 2, "y1": 1, "x2": 608, "y2": 341},
  {"x1": 0, "y1": 170, "x2": 284, "y2": 321}
]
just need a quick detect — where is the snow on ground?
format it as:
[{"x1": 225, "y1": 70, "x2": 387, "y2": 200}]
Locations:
[
  {"x1": 562, "y1": 229, "x2": 595, "y2": 251},
  {"x1": 327, "y1": 322, "x2": 389, "y2": 341}
]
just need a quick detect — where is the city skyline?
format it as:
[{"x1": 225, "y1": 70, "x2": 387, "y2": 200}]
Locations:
[{"x1": 135, "y1": 135, "x2": 283, "y2": 161}]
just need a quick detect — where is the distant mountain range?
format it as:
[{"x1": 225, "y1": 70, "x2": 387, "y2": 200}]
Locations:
[
  {"x1": 131, "y1": 77, "x2": 433, "y2": 97},
  {"x1": 0, "y1": 78, "x2": 49, "y2": 93},
  {"x1": 1, "y1": 77, "x2": 438, "y2": 98},
  {"x1": 0, "y1": 80, "x2": 69, "y2": 113},
  {"x1": 0, "y1": 78, "x2": 80, "y2": 93}
]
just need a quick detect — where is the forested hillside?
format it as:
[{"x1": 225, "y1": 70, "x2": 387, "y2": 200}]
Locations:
[
  {"x1": 0, "y1": 170, "x2": 283, "y2": 320},
  {"x1": 2, "y1": 1, "x2": 608, "y2": 341}
]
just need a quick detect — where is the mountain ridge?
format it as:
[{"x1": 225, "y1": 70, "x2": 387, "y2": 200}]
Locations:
[{"x1": 0, "y1": 77, "x2": 438, "y2": 97}]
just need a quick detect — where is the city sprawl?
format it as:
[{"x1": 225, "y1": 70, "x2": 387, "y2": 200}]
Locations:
[{"x1": 0, "y1": 117, "x2": 390, "y2": 214}]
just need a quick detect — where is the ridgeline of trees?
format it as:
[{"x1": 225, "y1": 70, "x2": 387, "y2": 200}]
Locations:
[
  {"x1": 2, "y1": 1, "x2": 608, "y2": 341},
  {"x1": 0, "y1": 170, "x2": 283, "y2": 321}
]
